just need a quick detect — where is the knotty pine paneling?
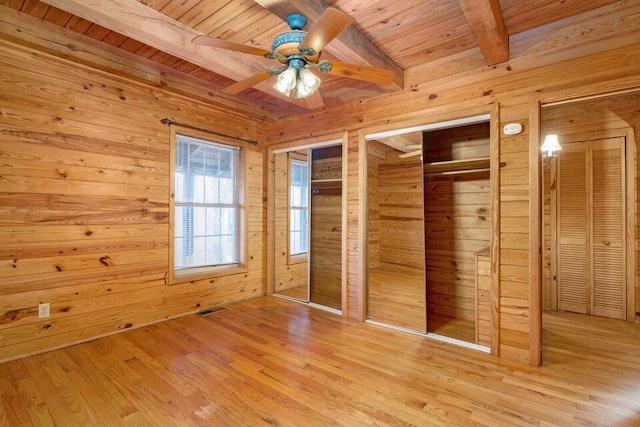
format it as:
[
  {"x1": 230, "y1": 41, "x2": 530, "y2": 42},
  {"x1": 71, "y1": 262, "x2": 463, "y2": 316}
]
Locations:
[
  {"x1": 497, "y1": 116, "x2": 531, "y2": 362},
  {"x1": 378, "y1": 155, "x2": 424, "y2": 270},
  {"x1": 366, "y1": 141, "x2": 386, "y2": 269},
  {"x1": 0, "y1": 39, "x2": 267, "y2": 362},
  {"x1": 424, "y1": 167, "x2": 490, "y2": 330},
  {"x1": 270, "y1": 34, "x2": 640, "y2": 362},
  {"x1": 3, "y1": 1, "x2": 640, "y2": 366},
  {"x1": 476, "y1": 252, "x2": 491, "y2": 346},
  {"x1": 345, "y1": 132, "x2": 363, "y2": 319}
]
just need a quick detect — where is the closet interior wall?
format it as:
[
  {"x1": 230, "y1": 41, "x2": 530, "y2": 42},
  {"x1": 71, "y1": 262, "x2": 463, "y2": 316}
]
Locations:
[{"x1": 423, "y1": 123, "x2": 491, "y2": 343}]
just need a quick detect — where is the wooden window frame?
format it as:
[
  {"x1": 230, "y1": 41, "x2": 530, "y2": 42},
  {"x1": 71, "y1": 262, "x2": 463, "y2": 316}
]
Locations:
[{"x1": 168, "y1": 126, "x2": 247, "y2": 286}]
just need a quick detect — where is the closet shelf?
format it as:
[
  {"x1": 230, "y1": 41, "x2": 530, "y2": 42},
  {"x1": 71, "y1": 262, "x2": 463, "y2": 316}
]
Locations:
[
  {"x1": 424, "y1": 157, "x2": 490, "y2": 176},
  {"x1": 310, "y1": 178, "x2": 342, "y2": 183}
]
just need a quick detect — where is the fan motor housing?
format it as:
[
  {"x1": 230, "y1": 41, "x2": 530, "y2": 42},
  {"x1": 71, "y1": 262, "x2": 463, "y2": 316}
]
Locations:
[
  {"x1": 272, "y1": 30, "x2": 319, "y2": 64},
  {"x1": 272, "y1": 13, "x2": 320, "y2": 64}
]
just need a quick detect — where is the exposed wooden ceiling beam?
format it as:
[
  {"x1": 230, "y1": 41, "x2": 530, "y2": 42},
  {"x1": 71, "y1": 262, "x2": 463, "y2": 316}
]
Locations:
[
  {"x1": 457, "y1": 0, "x2": 509, "y2": 65},
  {"x1": 38, "y1": 0, "x2": 323, "y2": 110},
  {"x1": 0, "y1": 4, "x2": 277, "y2": 121},
  {"x1": 254, "y1": 0, "x2": 404, "y2": 91}
]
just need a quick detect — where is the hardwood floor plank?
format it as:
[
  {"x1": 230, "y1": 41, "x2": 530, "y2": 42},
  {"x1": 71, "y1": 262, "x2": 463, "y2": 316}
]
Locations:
[{"x1": 1, "y1": 297, "x2": 640, "y2": 426}]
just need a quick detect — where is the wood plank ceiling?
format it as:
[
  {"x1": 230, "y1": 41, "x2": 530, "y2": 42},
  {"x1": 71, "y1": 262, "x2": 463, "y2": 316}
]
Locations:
[{"x1": 0, "y1": 0, "x2": 621, "y2": 117}]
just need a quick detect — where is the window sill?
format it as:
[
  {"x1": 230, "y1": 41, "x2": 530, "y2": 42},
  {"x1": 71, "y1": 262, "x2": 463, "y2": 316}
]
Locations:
[
  {"x1": 169, "y1": 264, "x2": 247, "y2": 286},
  {"x1": 288, "y1": 254, "x2": 308, "y2": 265}
]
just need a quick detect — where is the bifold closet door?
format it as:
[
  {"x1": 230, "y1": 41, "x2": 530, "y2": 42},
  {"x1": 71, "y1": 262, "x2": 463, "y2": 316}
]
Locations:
[{"x1": 556, "y1": 137, "x2": 626, "y2": 320}]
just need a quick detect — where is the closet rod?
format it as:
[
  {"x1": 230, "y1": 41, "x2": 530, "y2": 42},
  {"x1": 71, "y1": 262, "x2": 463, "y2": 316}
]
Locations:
[{"x1": 160, "y1": 118, "x2": 259, "y2": 146}]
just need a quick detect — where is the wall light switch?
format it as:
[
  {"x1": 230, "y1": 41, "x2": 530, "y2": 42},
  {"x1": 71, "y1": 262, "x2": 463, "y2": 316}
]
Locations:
[{"x1": 503, "y1": 123, "x2": 523, "y2": 135}]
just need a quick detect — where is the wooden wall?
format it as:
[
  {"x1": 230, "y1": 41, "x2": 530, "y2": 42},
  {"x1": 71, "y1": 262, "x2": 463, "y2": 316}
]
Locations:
[
  {"x1": 367, "y1": 139, "x2": 425, "y2": 272},
  {"x1": 541, "y1": 92, "x2": 640, "y2": 320},
  {"x1": 273, "y1": 152, "x2": 308, "y2": 294},
  {"x1": 2, "y1": 0, "x2": 640, "y2": 365},
  {"x1": 0, "y1": 37, "x2": 268, "y2": 362},
  {"x1": 366, "y1": 141, "x2": 386, "y2": 269},
  {"x1": 424, "y1": 125, "x2": 491, "y2": 324},
  {"x1": 268, "y1": 0, "x2": 640, "y2": 364},
  {"x1": 377, "y1": 152, "x2": 424, "y2": 270}
]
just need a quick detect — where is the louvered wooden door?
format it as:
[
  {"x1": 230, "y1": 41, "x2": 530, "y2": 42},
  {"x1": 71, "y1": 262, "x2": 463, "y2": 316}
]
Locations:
[{"x1": 555, "y1": 137, "x2": 626, "y2": 320}]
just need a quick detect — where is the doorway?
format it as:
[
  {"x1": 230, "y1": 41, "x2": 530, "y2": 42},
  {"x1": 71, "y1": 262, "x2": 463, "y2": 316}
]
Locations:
[{"x1": 540, "y1": 91, "x2": 639, "y2": 364}]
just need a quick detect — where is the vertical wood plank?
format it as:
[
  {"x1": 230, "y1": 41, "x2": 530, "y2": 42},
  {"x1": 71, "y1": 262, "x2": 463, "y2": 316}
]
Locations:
[
  {"x1": 528, "y1": 97, "x2": 542, "y2": 367},
  {"x1": 266, "y1": 145, "x2": 276, "y2": 295},
  {"x1": 356, "y1": 129, "x2": 367, "y2": 320},
  {"x1": 625, "y1": 128, "x2": 636, "y2": 321},
  {"x1": 341, "y1": 132, "x2": 349, "y2": 316},
  {"x1": 490, "y1": 103, "x2": 500, "y2": 356},
  {"x1": 549, "y1": 158, "x2": 558, "y2": 311}
]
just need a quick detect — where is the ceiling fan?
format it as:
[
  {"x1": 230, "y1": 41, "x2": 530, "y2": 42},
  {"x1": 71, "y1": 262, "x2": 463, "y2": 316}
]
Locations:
[{"x1": 192, "y1": 7, "x2": 395, "y2": 99}]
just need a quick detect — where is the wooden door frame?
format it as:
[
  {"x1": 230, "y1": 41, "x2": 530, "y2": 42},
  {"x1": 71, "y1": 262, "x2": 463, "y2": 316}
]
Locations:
[
  {"x1": 361, "y1": 107, "x2": 499, "y2": 354},
  {"x1": 530, "y1": 88, "x2": 639, "y2": 367},
  {"x1": 267, "y1": 134, "x2": 348, "y2": 312}
]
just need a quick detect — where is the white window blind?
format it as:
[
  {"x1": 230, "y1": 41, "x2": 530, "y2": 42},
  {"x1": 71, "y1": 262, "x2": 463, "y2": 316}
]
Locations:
[
  {"x1": 174, "y1": 134, "x2": 239, "y2": 270},
  {"x1": 289, "y1": 159, "x2": 309, "y2": 255}
]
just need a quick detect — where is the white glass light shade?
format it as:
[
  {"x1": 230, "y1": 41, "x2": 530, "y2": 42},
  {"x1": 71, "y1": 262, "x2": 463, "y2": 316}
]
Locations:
[
  {"x1": 299, "y1": 68, "x2": 321, "y2": 91},
  {"x1": 274, "y1": 66, "x2": 297, "y2": 96},
  {"x1": 294, "y1": 79, "x2": 312, "y2": 98},
  {"x1": 293, "y1": 68, "x2": 321, "y2": 99},
  {"x1": 541, "y1": 134, "x2": 561, "y2": 158}
]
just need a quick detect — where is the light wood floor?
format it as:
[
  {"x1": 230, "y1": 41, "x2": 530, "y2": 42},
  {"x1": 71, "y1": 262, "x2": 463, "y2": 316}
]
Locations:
[{"x1": 1, "y1": 298, "x2": 639, "y2": 426}]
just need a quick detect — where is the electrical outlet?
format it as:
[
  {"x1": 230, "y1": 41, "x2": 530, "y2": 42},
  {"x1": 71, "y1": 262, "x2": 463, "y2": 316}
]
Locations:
[{"x1": 38, "y1": 303, "x2": 50, "y2": 319}]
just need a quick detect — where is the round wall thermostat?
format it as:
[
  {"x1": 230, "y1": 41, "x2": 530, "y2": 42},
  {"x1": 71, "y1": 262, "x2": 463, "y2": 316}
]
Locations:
[{"x1": 503, "y1": 123, "x2": 522, "y2": 135}]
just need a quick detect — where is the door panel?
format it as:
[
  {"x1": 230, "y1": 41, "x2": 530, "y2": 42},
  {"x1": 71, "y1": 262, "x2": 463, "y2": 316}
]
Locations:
[
  {"x1": 555, "y1": 137, "x2": 626, "y2": 320},
  {"x1": 591, "y1": 139, "x2": 625, "y2": 319},
  {"x1": 557, "y1": 142, "x2": 589, "y2": 314}
]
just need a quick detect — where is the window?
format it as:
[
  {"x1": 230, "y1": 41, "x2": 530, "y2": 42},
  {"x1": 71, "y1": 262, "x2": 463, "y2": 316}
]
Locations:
[
  {"x1": 289, "y1": 159, "x2": 308, "y2": 256},
  {"x1": 173, "y1": 134, "x2": 241, "y2": 276}
]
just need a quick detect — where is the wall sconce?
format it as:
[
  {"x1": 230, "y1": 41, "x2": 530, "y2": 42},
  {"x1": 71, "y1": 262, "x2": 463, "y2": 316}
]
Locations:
[{"x1": 541, "y1": 134, "x2": 561, "y2": 159}]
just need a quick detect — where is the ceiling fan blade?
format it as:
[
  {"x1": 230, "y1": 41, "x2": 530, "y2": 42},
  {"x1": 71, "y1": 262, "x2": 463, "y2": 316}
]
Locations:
[
  {"x1": 325, "y1": 60, "x2": 395, "y2": 85},
  {"x1": 404, "y1": 144, "x2": 422, "y2": 150},
  {"x1": 193, "y1": 35, "x2": 272, "y2": 57},
  {"x1": 399, "y1": 150, "x2": 422, "y2": 159},
  {"x1": 222, "y1": 71, "x2": 273, "y2": 95},
  {"x1": 301, "y1": 8, "x2": 354, "y2": 53}
]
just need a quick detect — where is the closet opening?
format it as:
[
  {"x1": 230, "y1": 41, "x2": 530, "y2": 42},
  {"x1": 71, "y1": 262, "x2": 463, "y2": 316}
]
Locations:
[
  {"x1": 365, "y1": 113, "x2": 495, "y2": 352},
  {"x1": 268, "y1": 139, "x2": 346, "y2": 315}
]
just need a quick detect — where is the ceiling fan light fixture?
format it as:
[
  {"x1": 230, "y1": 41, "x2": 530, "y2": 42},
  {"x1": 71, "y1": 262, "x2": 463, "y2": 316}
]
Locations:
[
  {"x1": 274, "y1": 65, "x2": 297, "y2": 95},
  {"x1": 294, "y1": 78, "x2": 313, "y2": 99},
  {"x1": 299, "y1": 68, "x2": 321, "y2": 92}
]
